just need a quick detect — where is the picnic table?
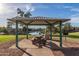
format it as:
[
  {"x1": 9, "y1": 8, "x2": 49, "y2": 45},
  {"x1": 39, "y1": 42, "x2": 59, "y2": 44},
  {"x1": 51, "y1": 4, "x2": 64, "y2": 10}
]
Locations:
[{"x1": 32, "y1": 34, "x2": 47, "y2": 48}]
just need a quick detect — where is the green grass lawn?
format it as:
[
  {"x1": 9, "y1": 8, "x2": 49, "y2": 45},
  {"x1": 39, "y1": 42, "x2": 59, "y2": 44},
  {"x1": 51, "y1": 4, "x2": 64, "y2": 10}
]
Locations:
[
  {"x1": 68, "y1": 32, "x2": 79, "y2": 39},
  {"x1": 0, "y1": 32, "x2": 78, "y2": 44},
  {"x1": 53, "y1": 32, "x2": 79, "y2": 41},
  {"x1": 53, "y1": 32, "x2": 79, "y2": 39},
  {"x1": 0, "y1": 35, "x2": 32, "y2": 43}
]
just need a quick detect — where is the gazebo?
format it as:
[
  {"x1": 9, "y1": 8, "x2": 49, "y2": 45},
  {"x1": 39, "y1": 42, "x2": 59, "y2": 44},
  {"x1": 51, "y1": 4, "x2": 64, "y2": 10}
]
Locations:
[{"x1": 7, "y1": 16, "x2": 70, "y2": 49}]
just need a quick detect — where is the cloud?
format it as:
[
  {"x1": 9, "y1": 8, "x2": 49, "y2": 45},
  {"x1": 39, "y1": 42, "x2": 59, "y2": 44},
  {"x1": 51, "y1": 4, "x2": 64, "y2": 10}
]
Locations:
[
  {"x1": 25, "y1": 3, "x2": 35, "y2": 12},
  {"x1": 70, "y1": 17, "x2": 79, "y2": 23},
  {"x1": 70, "y1": 13, "x2": 79, "y2": 17},
  {"x1": 35, "y1": 5, "x2": 49, "y2": 9},
  {"x1": 0, "y1": 5, "x2": 16, "y2": 19},
  {"x1": 0, "y1": 3, "x2": 35, "y2": 19},
  {"x1": 0, "y1": 3, "x2": 35, "y2": 27},
  {"x1": 62, "y1": 5, "x2": 79, "y2": 12},
  {"x1": 69, "y1": 13, "x2": 79, "y2": 23},
  {"x1": 61, "y1": 5, "x2": 79, "y2": 24},
  {"x1": 54, "y1": 5, "x2": 79, "y2": 13},
  {"x1": 70, "y1": 8, "x2": 79, "y2": 12},
  {"x1": 62, "y1": 6, "x2": 73, "y2": 9}
]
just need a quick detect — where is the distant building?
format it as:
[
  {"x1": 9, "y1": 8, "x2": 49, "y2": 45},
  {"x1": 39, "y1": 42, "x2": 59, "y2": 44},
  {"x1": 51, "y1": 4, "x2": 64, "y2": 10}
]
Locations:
[
  {"x1": 69, "y1": 27, "x2": 79, "y2": 32},
  {"x1": 0, "y1": 32, "x2": 5, "y2": 35}
]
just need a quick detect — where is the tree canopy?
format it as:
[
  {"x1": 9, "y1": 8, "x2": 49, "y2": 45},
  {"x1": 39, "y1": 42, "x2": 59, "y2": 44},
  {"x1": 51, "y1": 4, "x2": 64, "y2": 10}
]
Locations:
[{"x1": 17, "y1": 8, "x2": 32, "y2": 17}]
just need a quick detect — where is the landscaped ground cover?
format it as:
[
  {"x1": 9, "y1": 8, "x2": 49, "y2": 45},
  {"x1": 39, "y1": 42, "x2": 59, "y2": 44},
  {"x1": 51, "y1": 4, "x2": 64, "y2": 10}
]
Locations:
[{"x1": 0, "y1": 35, "x2": 32, "y2": 43}]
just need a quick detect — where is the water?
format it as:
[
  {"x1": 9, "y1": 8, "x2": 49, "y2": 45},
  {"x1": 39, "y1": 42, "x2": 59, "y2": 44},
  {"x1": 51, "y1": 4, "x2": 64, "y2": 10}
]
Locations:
[{"x1": 29, "y1": 32, "x2": 43, "y2": 37}]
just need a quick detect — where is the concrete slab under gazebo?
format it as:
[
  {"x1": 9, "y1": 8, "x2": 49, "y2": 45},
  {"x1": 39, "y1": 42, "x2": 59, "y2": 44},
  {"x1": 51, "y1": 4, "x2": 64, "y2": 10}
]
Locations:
[{"x1": 7, "y1": 16, "x2": 70, "y2": 49}]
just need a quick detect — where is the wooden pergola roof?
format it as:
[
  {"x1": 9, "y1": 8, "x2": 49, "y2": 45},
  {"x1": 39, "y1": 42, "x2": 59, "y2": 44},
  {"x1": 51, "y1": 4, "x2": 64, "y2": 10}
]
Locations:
[
  {"x1": 7, "y1": 16, "x2": 70, "y2": 48},
  {"x1": 7, "y1": 16, "x2": 70, "y2": 25}
]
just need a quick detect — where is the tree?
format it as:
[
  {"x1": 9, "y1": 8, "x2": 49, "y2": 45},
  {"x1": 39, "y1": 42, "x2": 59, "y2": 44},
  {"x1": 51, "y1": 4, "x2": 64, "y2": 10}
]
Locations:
[
  {"x1": 63, "y1": 23, "x2": 72, "y2": 31},
  {"x1": 17, "y1": 8, "x2": 32, "y2": 34},
  {"x1": 17, "y1": 8, "x2": 24, "y2": 17},
  {"x1": 24, "y1": 12, "x2": 32, "y2": 18},
  {"x1": 7, "y1": 21, "x2": 14, "y2": 34},
  {"x1": 17, "y1": 8, "x2": 22, "y2": 14},
  {"x1": 17, "y1": 8, "x2": 32, "y2": 17},
  {"x1": 0, "y1": 27, "x2": 8, "y2": 34}
]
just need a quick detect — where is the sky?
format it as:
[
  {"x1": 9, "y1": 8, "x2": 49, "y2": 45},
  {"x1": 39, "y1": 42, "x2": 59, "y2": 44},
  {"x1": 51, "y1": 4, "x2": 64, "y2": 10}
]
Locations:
[{"x1": 0, "y1": 3, "x2": 79, "y2": 27}]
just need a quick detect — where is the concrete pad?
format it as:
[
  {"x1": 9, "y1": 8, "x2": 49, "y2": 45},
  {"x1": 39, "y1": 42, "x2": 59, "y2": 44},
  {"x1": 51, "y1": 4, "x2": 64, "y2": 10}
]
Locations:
[
  {"x1": 23, "y1": 48, "x2": 54, "y2": 56},
  {"x1": 9, "y1": 39, "x2": 38, "y2": 49}
]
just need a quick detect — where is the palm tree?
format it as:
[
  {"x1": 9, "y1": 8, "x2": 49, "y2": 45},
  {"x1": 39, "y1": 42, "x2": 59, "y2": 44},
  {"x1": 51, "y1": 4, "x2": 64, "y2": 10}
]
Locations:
[
  {"x1": 17, "y1": 8, "x2": 32, "y2": 17},
  {"x1": 17, "y1": 8, "x2": 24, "y2": 17},
  {"x1": 17, "y1": 8, "x2": 32, "y2": 34},
  {"x1": 24, "y1": 11, "x2": 32, "y2": 18},
  {"x1": 17, "y1": 8, "x2": 21, "y2": 14}
]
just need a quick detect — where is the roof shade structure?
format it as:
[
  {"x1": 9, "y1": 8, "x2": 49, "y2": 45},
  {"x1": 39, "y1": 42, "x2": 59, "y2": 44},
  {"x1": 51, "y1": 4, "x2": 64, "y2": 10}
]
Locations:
[
  {"x1": 7, "y1": 16, "x2": 71, "y2": 49},
  {"x1": 7, "y1": 16, "x2": 70, "y2": 25}
]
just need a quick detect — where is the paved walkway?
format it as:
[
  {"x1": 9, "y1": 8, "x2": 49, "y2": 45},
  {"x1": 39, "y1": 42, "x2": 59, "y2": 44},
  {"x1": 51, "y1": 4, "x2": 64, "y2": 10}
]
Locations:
[
  {"x1": 9, "y1": 39, "x2": 54, "y2": 56},
  {"x1": 23, "y1": 48, "x2": 53, "y2": 56},
  {"x1": 9, "y1": 39, "x2": 38, "y2": 49}
]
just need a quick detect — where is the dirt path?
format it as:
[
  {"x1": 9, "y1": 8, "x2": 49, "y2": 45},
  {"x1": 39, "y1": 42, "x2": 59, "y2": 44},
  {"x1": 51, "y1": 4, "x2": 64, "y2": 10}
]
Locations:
[
  {"x1": 0, "y1": 48, "x2": 25, "y2": 56},
  {"x1": 0, "y1": 39, "x2": 25, "y2": 56},
  {"x1": 0, "y1": 40, "x2": 15, "y2": 49}
]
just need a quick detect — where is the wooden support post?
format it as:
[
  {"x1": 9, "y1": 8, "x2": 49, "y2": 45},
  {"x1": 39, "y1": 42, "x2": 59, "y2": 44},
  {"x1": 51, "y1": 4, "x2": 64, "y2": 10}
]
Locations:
[
  {"x1": 50, "y1": 25, "x2": 52, "y2": 49},
  {"x1": 26, "y1": 25, "x2": 28, "y2": 39},
  {"x1": 16, "y1": 20, "x2": 19, "y2": 48},
  {"x1": 59, "y1": 22, "x2": 62, "y2": 48}
]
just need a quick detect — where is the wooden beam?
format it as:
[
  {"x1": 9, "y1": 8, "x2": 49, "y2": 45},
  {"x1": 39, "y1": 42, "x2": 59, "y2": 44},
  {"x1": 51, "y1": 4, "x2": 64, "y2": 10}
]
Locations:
[
  {"x1": 44, "y1": 20, "x2": 51, "y2": 25},
  {"x1": 27, "y1": 21, "x2": 33, "y2": 25}
]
